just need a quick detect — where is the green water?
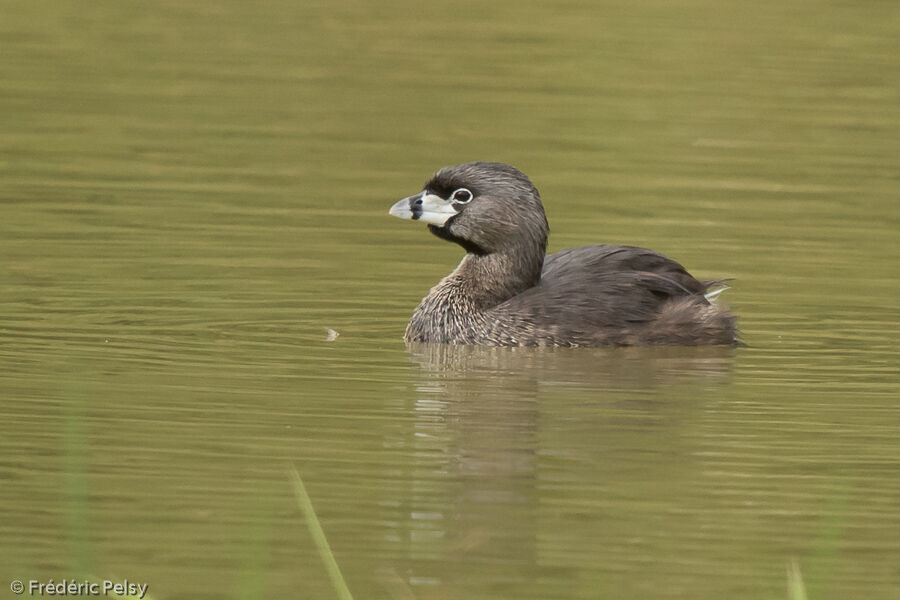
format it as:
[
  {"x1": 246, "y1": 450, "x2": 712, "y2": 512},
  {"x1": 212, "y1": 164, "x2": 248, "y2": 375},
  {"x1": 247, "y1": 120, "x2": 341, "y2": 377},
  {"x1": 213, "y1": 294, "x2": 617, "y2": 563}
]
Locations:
[{"x1": 2, "y1": 1, "x2": 898, "y2": 598}]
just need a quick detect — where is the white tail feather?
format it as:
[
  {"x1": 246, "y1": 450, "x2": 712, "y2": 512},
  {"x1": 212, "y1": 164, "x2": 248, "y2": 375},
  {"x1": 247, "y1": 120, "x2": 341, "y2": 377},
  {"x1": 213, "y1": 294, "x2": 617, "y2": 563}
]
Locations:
[{"x1": 704, "y1": 285, "x2": 729, "y2": 302}]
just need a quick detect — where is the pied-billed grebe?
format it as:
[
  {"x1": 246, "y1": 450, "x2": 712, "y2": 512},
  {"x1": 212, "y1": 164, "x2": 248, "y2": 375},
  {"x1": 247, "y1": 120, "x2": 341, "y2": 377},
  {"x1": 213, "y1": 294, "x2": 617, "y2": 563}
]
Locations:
[{"x1": 389, "y1": 162, "x2": 738, "y2": 347}]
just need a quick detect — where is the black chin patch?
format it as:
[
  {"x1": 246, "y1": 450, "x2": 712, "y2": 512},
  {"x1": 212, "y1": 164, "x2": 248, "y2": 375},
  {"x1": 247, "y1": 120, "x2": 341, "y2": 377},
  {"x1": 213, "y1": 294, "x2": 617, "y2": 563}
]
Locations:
[{"x1": 428, "y1": 223, "x2": 488, "y2": 255}]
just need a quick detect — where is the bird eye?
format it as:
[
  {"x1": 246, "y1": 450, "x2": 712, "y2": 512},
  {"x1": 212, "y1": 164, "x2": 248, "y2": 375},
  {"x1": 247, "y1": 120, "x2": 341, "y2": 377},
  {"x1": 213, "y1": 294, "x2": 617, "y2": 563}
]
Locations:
[{"x1": 451, "y1": 188, "x2": 473, "y2": 204}]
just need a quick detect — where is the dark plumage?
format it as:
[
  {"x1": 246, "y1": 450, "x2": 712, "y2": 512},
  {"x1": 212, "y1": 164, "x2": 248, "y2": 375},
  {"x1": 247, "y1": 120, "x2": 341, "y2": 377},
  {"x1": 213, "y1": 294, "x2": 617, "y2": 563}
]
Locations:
[{"x1": 389, "y1": 162, "x2": 738, "y2": 347}]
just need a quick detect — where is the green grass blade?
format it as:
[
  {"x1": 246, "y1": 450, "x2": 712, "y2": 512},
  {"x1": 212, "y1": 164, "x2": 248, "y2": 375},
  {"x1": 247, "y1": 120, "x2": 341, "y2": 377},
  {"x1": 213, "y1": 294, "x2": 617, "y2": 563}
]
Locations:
[
  {"x1": 64, "y1": 388, "x2": 92, "y2": 577},
  {"x1": 787, "y1": 559, "x2": 808, "y2": 600},
  {"x1": 289, "y1": 466, "x2": 355, "y2": 600}
]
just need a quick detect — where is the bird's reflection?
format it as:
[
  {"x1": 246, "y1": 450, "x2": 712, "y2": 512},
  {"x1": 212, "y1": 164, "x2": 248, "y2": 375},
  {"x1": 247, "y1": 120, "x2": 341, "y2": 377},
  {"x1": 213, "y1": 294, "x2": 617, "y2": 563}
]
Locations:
[
  {"x1": 406, "y1": 341, "x2": 735, "y2": 386},
  {"x1": 384, "y1": 343, "x2": 735, "y2": 597}
]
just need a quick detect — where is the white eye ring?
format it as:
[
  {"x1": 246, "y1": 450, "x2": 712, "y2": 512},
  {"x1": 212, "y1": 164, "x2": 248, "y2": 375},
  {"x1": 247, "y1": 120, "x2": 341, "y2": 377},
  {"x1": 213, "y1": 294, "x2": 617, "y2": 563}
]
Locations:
[{"x1": 450, "y1": 188, "x2": 473, "y2": 204}]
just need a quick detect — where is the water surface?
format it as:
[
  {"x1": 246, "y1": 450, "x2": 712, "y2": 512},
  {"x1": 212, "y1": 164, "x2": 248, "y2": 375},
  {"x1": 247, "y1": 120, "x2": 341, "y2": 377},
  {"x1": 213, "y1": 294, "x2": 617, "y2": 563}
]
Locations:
[{"x1": 1, "y1": 1, "x2": 898, "y2": 599}]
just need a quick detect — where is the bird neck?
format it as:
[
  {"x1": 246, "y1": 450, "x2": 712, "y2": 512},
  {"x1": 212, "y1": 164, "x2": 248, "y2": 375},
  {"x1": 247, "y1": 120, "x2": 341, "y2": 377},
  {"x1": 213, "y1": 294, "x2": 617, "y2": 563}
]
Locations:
[{"x1": 443, "y1": 249, "x2": 544, "y2": 310}]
